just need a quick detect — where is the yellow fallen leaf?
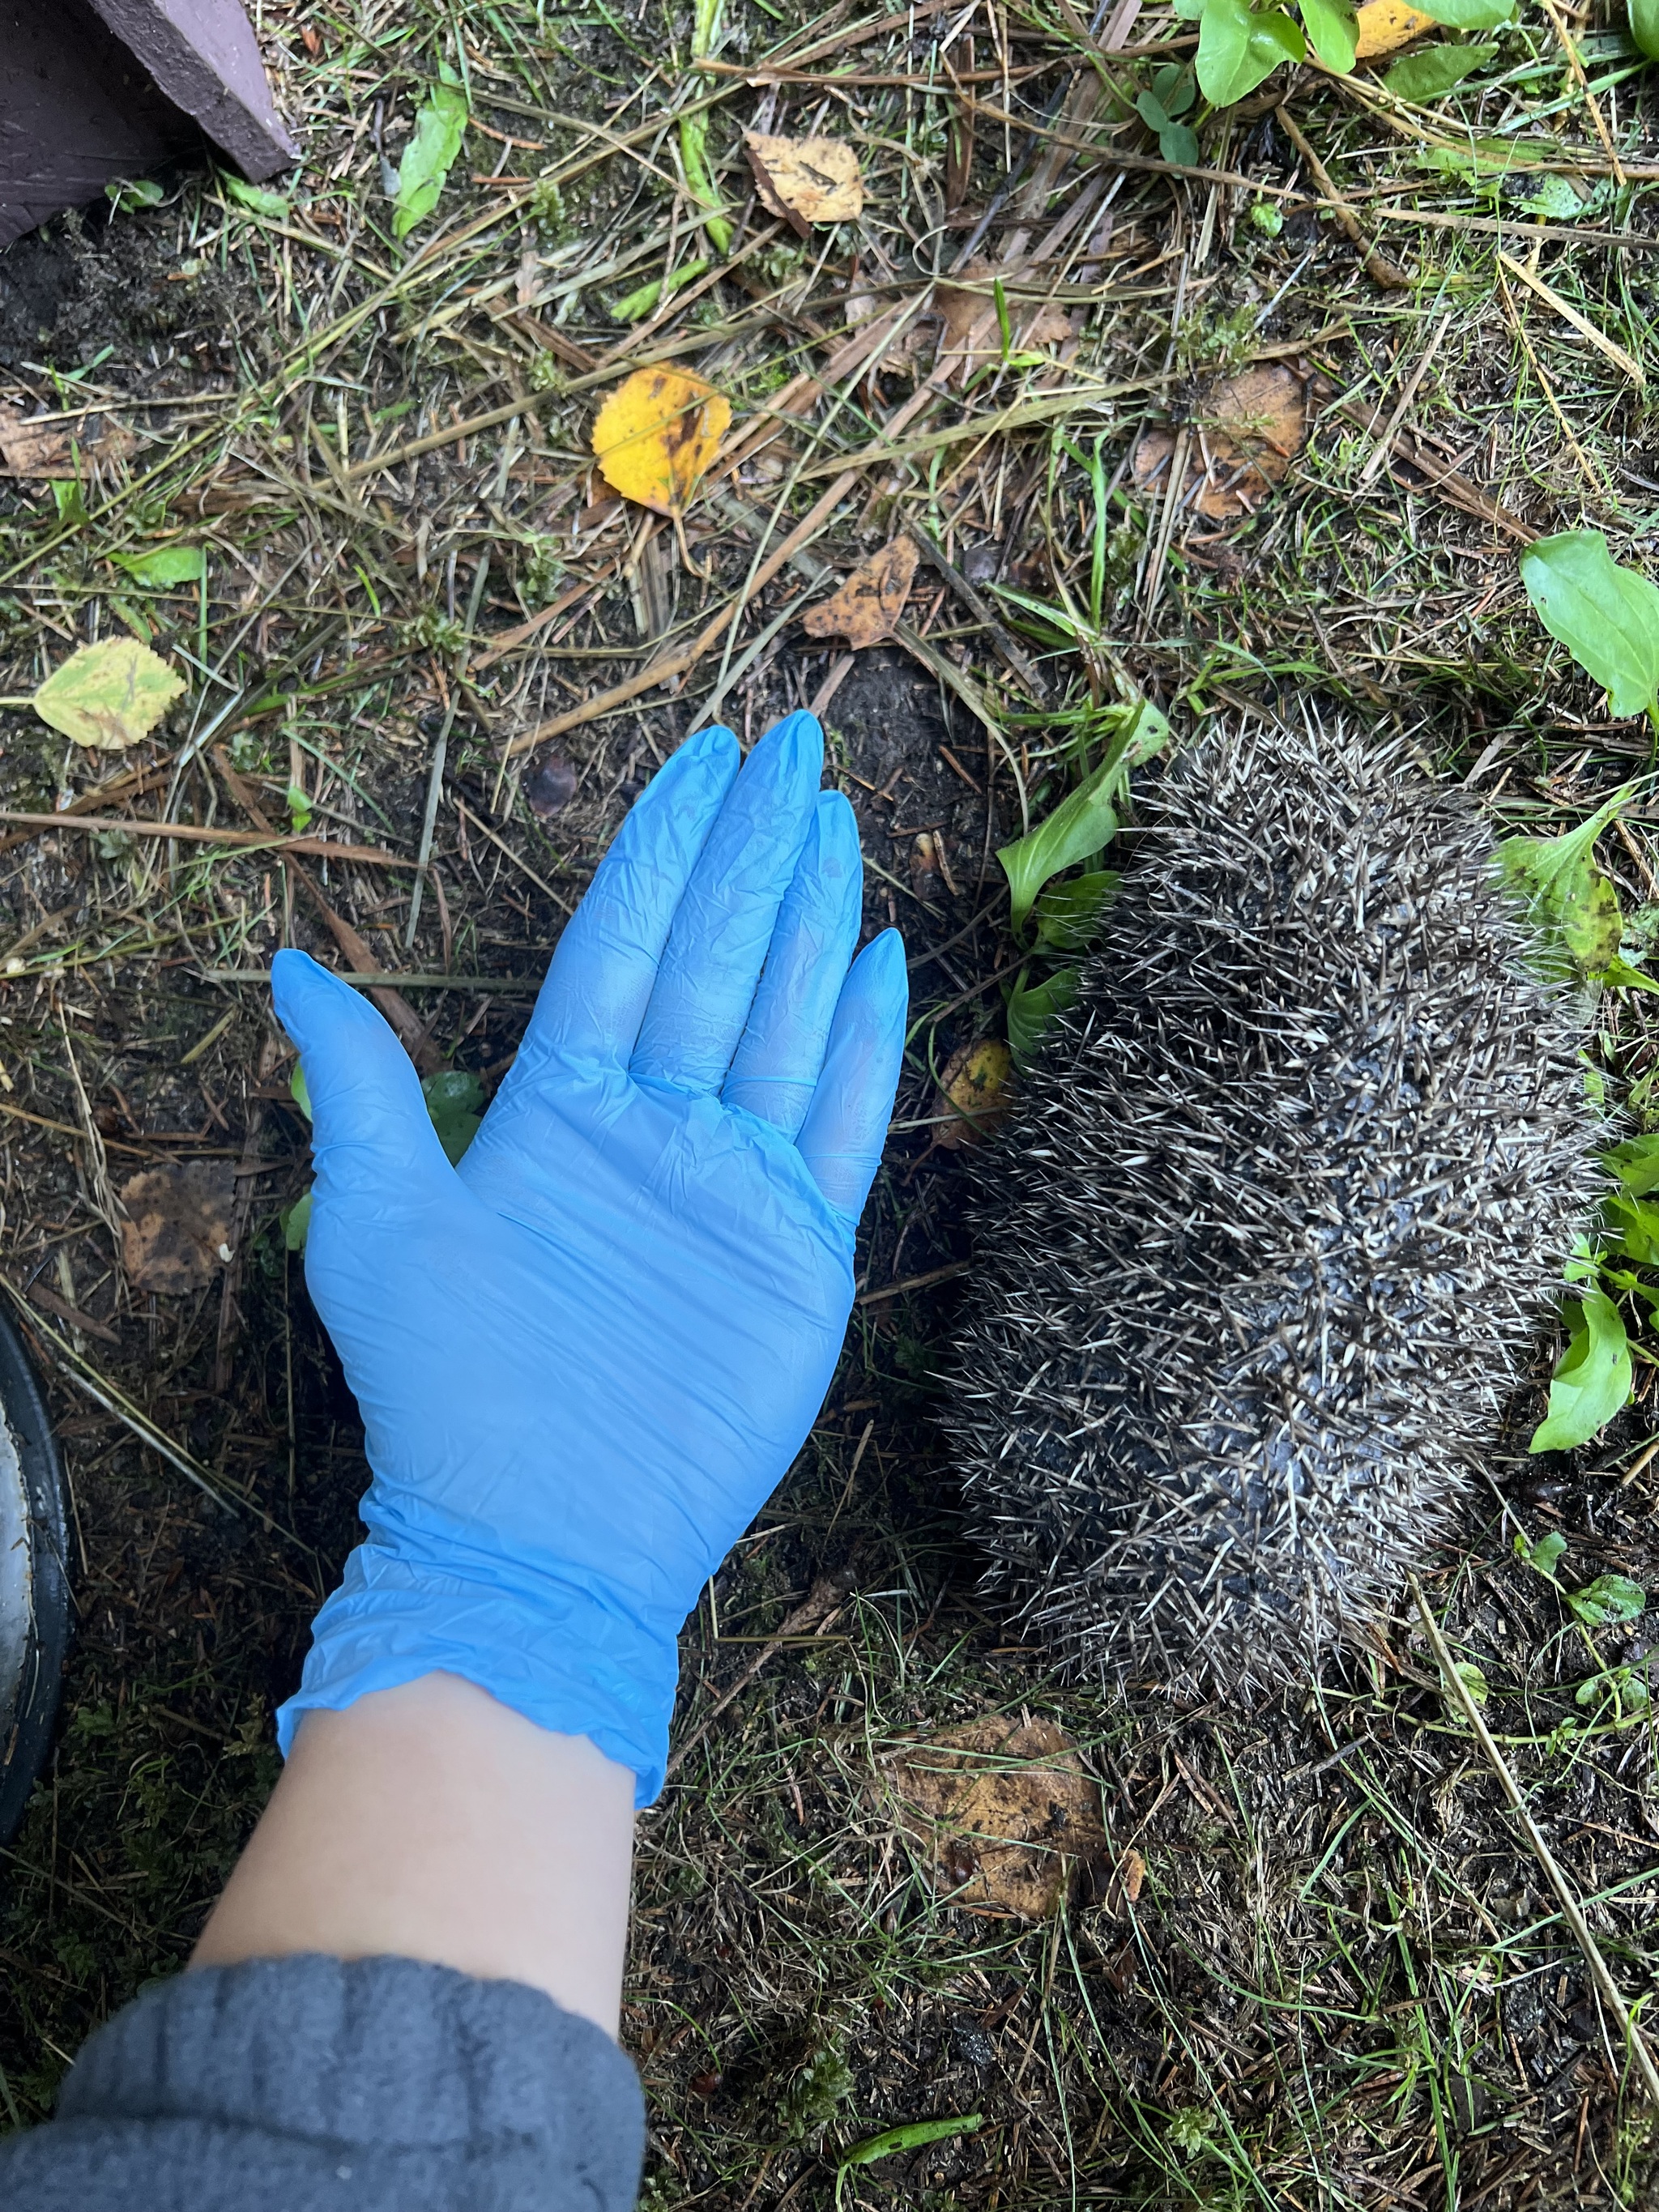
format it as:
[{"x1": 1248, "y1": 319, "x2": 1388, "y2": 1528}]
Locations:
[
  {"x1": 1354, "y1": 0, "x2": 1437, "y2": 58},
  {"x1": 931, "y1": 1035, "x2": 1013, "y2": 1149},
  {"x1": 32, "y1": 638, "x2": 185, "y2": 750},
  {"x1": 591, "y1": 367, "x2": 731, "y2": 518},
  {"x1": 743, "y1": 133, "x2": 864, "y2": 236},
  {"x1": 803, "y1": 538, "x2": 919, "y2": 648}
]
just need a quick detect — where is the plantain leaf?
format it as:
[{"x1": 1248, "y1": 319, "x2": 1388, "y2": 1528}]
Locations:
[
  {"x1": 1034, "y1": 871, "x2": 1120, "y2": 953},
  {"x1": 113, "y1": 544, "x2": 205, "y2": 589},
  {"x1": 1520, "y1": 531, "x2": 1659, "y2": 720},
  {"x1": 1605, "y1": 1131, "x2": 1659, "y2": 1196},
  {"x1": 393, "y1": 74, "x2": 470, "y2": 240},
  {"x1": 1529, "y1": 1289, "x2": 1633, "y2": 1453},
  {"x1": 996, "y1": 698, "x2": 1167, "y2": 932},
  {"x1": 1496, "y1": 791, "x2": 1626, "y2": 977},
  {"x1": 1008, "y1": 967, "x2": 1079, "y2": 1067},
  {"x1": 1414, "y1": 0, "x2": 1513, "y2": 23}
]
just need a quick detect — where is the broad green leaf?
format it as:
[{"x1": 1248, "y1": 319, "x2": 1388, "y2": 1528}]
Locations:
[
  {"x1": 1632, "y1": 0, "x2": 1659, "y2": 62},
  {"x1": 1447, "y1": 1660, "x2": 1489, "y2": 1711},
  {"x1": 422, "y1": 1068, "x2": 485, "y2": 1164},
  {"x1": 1137, "y1": 89, "x2": 1174, "y2": 129},
  {"x1": 106, "y1": 177, "x2": 165, "y2": 211},
  {"x1": 113, "y1": 544, "x2": 205, "y2": 589},
  {"x1": 1196, "y1": 0, "x2": 1306, "y2": 106},
  {"x1": 280, "y1": 1189, "x2": 313, "y2": 1251},
  {"x1": 290, "y1": 1064, "x2": 313, "y2": 1119},
  {"x1": 1414, "y1": 0, "x2": 1513, "y2": 23},
  {"x1": 1606, "y1": 1191, "x2": 1659, "y2": 1264},
  {"x1": 1529, "y1": 1289, "x2": 1632, "y2": 1452},
  {"x1": 996, "y1": 697, "x2": 1168, "y2": 931},
  {"x1": 1576, "y1": 1664, "x2": 1650, "y2": 1711},
  {"x1": 1525, "y1": 175, "x2": 1590, "y2": 221},
  {"x1": 393, "y1": 75, "x2": 470, "y2": 240},
  {"x1": 1008, "y1": 967, "x2": 1078, "y2": 1067},
  {"x1": 1496, "y1": 791, "x2": 1626, "y2": 976},
  {"x1": 1384, "y1": 40, "x2": 1493, "y2": 96},
  {"x1": 1605, "y1": 1132, "x2": 1659, "y2": 1196},
  {"x1": 1160, "y1": 121, "x2": 1201, "y2": 165},
  {"x1": 1516, "y1": 1528, "x2": 1568, "y2": 1578},
  {"x1": 31, "y1": 637, "x2": 185, "y2": 750},
  {"x1": 1565, "y1": 1572, "x2": 1647, "y2": 1627},
  {"x1": 1300, "y1": 0, "x2": 1358, "y2": 71},
  {"x1": 222, "y1": 175, "x2": 291, "y2": 219},
  {"x1": 1520, "y1": 531, "x2": 1659, "y2": 719},
  {"x1": 1034, "y1": 871, "x2": 1120, "y2": 953},
  {"x1": 1153, "y1": 62, "x2": 1196, "y2": 113}
]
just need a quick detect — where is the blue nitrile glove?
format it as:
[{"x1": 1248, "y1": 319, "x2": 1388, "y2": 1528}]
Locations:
[{"x1": 270, "y1": 712, "x2": 906, "y2": 1804}]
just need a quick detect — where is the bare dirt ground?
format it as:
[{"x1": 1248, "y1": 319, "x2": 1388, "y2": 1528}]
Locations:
[{"x1": 2, "y1": 2, "x2": 1658, "y2": 2206}]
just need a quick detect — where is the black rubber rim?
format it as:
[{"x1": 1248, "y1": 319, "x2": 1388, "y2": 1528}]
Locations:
[{"x1": 0, "y1": 1307, "x2": 70, "y2": 1848}]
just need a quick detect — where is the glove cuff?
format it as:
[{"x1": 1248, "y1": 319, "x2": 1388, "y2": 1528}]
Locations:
[{"x1": 275, "y1": 1546, "x2": 681, "y2": 1805}]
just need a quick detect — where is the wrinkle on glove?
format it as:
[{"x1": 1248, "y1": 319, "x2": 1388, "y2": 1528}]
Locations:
[
  {"x1": 271, "y1": 715, "x2": 908, "y2": 1802},
  {"x1": 0, "y1": 1954, "x2": 643, "y2": 2211}
]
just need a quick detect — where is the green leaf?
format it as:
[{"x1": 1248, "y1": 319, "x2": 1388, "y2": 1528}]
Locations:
[
  {"x1": 1160, "y1": 122, "x2": 1201, "y2": 166},
  {"x1": 1196, "y1": 0, "x2": 1306, "y2": 104},
  {"x1": 1605, "y1": 1132, "x2": 1659, "y2": 1196},
  {"x1": 1384, "y1": 40, "x2": 1494, "y2": 97},
  {"x1": 1153, "y1": 62, "x2": 1196, "y2": 113},
  {"x1": 221, "y1": 175, "x2": 291, "y2": 219},
  {"x1": 1632, "y1": 0, "x2": 1659, "y2": 62},
  {"x1": 1516, "y1": 1527, "x2": 1569, "y2": 1578},
  {"x1": 113, "y1": 544, "x2": 206, "y2": 589},
  {"x1": 1448, "y1": 1659, "x2": 1490, "y2": 1711},
  {"x1": 1034, "y1": 871, "x2": 1120, "y2": 953},
  {"x1": 839, "y1": 2115, "x2": 983, "y2": 2170},
  {"x1": 105, "y1": 177, "x2": 165, "y2": 212},
  {"x1": 1008, "y1": 968, "x2": 1079, "y2": 1066},
  {"x1": 1525, "y1": 175, "x2": 1590, "y2": 221},
  {"x1": 1576, "y1": 1664, "x2": 1650, "y2": 1711},
  {"x1": 1414, "y1": 0, "x2": 1513, "y2": 23},
  {"x1": 1529, "y1": 1289, "x2": 1633, "y2": 1453},
  {"x1": 279, "y1": 1189, "x2": 313, "y2": 1251},
  {"x1": 1496, "y1": 791, "x2": 1626, "y2": 977},
  {"x1": 1300, "y1": 0, "x2": 1358, "y2": 72},
  {"x1": 290, "y1": 1064, "x2": 313, "y2": 1120},
  {"x1": 1605, "y1": 1191, "x2": 1659, "y2": 1264},
  {"x1": 1520, "y1": 531, "x2": 1659, "y2": 720},
  {"x1": 393, "y1": 76, "x2": 471, "y2": 241},
  {"x1": 422, "y1": 1068, "x2": 485, "y2": 1164},
  {"x1": 31, "y1": 637, "x2": 186, "y2": 751},
  {"x1": 1566, "y1": 1572, "x2": 1646, "y2": 1626},
  {"x1": 996, "y1": 697, "x2": 1168, "y2": 932},
  {"x1": 1137, "y1": 89, "x2": 1175, "y2": 130}
]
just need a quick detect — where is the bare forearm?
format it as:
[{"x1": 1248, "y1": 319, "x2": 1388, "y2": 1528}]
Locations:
[{"x1": 191, "y1": 1673, "x2": 635, "y2": 2038}]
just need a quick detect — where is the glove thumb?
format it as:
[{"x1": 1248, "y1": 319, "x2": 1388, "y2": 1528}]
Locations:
[{"x1": 271, "y1": 950, "x2": 448, "y2": 1196}]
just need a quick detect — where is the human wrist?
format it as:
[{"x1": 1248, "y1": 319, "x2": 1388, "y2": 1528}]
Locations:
[{"x1": 277, "y1": 1541, "x2": 683, "y2": 1805}]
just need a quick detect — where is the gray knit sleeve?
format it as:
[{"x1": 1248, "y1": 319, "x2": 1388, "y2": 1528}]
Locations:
[{"x1": 0, "y1": 1954, "x2": 644, "y2": 2211}]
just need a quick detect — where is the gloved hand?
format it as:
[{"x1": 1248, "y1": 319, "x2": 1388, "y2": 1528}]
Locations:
[{"x1": 271, "y1": 712, "x2": 906, "y2": 1803}]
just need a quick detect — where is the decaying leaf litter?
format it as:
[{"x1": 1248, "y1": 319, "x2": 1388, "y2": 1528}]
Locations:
[{"x1": 2, "y1": 0, "x2": 1659, "y2": 2202}]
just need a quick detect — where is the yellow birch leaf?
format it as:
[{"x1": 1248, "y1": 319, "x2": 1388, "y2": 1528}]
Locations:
[
  {"x1": 31, "y1": 638, "x2": 185, "y2": 750},
  {"x1": 591, "y1": 368, "x2": 731, "y2": 518},
  {"x1": 1354, "y1": 0, "x2": 1437, "y2": 56}
]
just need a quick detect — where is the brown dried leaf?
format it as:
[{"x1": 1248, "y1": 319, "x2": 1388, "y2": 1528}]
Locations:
[
  {"x1": 1130, "y1": 363, "x2": 1306, "y2": 522},
  {"x1": 932, "y1": 1036, "x2": 1013, "y2": 1149},
  {"x1": 803, "y1": 538, "x2": 919, "y2": 648},
  {"x1": 0, "y1": 403, "x2": 135, "y2": 479},
  {"x1": 743, "y1": 133, "x2": 864, "y2": 237},
  {"x1": 883, "y1": 1715, "x2": 1110, "y2": 1917},
  {"x1": 119, "y1": 1163, "x2": 237, "y2": 1294}
]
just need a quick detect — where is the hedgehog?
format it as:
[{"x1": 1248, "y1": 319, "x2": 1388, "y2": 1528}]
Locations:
[{"x1": 944, "y1": 715, "x2": 1605, "y2": 1696}]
